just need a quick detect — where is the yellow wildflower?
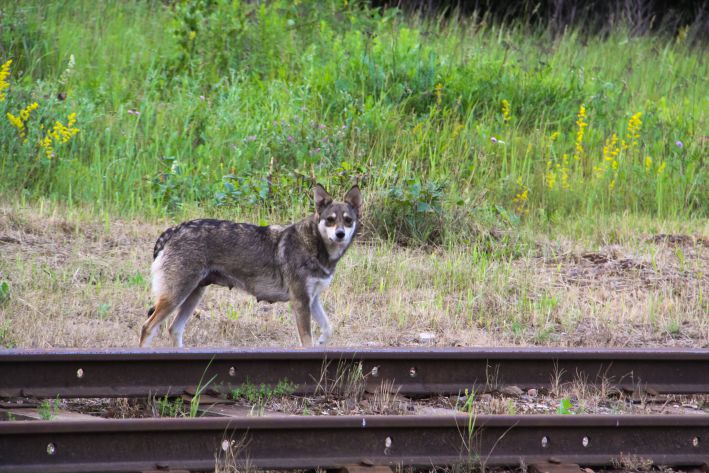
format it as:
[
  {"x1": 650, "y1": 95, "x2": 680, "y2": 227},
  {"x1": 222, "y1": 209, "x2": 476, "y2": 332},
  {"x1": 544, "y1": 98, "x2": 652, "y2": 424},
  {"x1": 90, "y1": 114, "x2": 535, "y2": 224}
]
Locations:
[
  {"x1": 602, "y1": 133, "x2": 620, "y2": 170},
  {"x1": 6, "y1": 112, "x2": 23, "y2": 134},
  {"x1": 622, "y1": 112, "x2": 642, "y2": 150},
  {"x1": 545, "y1": 160, "x2": 557, "y2": 190},
  {"x1": 501, "y1": 99, "x2": 511, "y2": 123},
  {"x1": 39, "y1": 134, "x2": 54, "y2": 159},
  {"x1": 39, "y1": 112, "x2": 80, "y2": 159},
  {"x1": 6, "y1": 102, "x2": 39, "y2": 142},
  {"x1": 657, "y1": 161, "x2": 666, "y2": 176},
  {"x1": 19, "y1": 102, "x2": 39, "y2": 121},
  {"x1": 512, "y1": 176, "x2": 529, "y2": 214},
  {"x1": 0, "y1": 59, "x2": 11, "y2": 101},
  {"x1": 574, "y1": 104, "x2": 588, "y2": 161},
  {"x1": 549, "y1": 131, "x2": 560, "y2": 142},
  {"x1": 188, "y1": 30, "x2": 197, "y2": 41},
  {"x1": 644, "y1": 156, "x2": 653, "y2": 173}
]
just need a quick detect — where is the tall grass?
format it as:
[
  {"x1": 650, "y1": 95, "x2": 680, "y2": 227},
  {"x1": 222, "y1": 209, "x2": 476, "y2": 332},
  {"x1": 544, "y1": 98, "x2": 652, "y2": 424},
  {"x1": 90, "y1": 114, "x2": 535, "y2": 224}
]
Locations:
[{"x1": 0, "y1": 0, "x2": 706, "y2": 244}]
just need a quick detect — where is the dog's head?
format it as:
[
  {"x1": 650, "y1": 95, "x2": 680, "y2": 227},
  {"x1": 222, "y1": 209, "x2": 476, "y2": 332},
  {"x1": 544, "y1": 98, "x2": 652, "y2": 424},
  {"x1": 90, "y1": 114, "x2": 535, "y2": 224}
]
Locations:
[{"x1": 314, "y1": 184, "x2": 362, "y2": 249}]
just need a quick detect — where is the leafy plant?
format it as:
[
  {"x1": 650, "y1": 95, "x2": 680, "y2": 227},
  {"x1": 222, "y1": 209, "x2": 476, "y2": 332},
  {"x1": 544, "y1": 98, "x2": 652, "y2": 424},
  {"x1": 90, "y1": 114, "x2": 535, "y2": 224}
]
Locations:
[
  {"x1": 231, "y1": 379, "x2": 296, "y2": 415},
  {"x1": 214, "y1": 174, "x2": 271, "y2": 208},
  {"x1": 556, "y1": 397, "x2": 574, "y2": 414},
  {"x1": 97, "y1": 303, "x2": 110, "y2": 320},
  {"x1": 155, "y1": 394, "x2": 186, "y2": 417},
  {"x1": 150, "y1": 156, "x2": 211, "y2": 213},
  {"x1": 0, "y1": 281, "x2": 10, "y2": 304},
  {"x1": 371, "y1": 178, "x2": 446, "y2": 246},
  {"x1": 38, "y1": 397, "x2": 60, "y2": 420}
]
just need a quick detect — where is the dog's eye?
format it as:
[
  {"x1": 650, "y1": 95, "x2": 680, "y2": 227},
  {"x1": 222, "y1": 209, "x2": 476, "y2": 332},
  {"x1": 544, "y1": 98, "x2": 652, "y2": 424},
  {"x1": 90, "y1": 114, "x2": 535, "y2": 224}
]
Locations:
[
  {"x1": 326, "y1": 216, "x2": 336, "y2": 225},
  {"x1": 344, "y1": 216, "x2": 353, "y2": 226}
]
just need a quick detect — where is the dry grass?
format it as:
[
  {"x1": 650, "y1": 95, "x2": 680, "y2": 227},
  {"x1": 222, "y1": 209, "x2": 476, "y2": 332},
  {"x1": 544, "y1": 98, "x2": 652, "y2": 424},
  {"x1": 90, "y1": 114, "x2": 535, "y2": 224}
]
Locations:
[{"x1": 0, "y1": 202, "x2": 707, "y2": 349}]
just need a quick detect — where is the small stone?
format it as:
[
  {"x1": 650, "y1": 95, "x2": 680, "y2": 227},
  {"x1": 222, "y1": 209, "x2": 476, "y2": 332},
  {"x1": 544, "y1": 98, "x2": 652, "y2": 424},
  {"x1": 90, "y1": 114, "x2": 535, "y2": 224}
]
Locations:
[
  {"x1": 417, "y1": 332, "x2": 436, "y2": 343},
  {"x1": 584, "y1": 468, "x2": 595, "y2": 473},
  {"x1": 527, "y1": 388, "x2": 538, "y2": 398},
  {"x1": 500, "y1": 385, "x2": 524, "y2": 397}
]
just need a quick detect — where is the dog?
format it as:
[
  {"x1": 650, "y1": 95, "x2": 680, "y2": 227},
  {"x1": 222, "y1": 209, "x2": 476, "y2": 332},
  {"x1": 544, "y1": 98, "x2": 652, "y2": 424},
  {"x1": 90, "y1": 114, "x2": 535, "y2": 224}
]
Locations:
[{"x1": 139, "y1": 184, "x2": 362, "y2": 348}]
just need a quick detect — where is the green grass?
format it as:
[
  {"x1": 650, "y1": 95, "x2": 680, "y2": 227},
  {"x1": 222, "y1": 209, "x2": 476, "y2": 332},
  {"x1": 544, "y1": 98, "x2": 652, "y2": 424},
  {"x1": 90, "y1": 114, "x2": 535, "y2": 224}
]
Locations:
[
  {"x1": 38, "y1": 397, "x2": 60, "y2": 420},
  {"x1": 231, "y1": 379, "x2": 296, "y2": 415},
  {"x1": 0, "y1": 0, "x2": 706, "y2": 245}
]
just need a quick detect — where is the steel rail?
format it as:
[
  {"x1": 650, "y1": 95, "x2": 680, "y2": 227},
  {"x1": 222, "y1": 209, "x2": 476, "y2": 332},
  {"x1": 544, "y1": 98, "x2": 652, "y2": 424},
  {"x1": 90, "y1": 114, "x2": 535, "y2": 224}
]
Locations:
[
  {"x1": 0, "y1": 347, "x2": 707, "y2": 398},
  {"x1": 0, "y1": 415, "x2": 707, "y2": 472}
]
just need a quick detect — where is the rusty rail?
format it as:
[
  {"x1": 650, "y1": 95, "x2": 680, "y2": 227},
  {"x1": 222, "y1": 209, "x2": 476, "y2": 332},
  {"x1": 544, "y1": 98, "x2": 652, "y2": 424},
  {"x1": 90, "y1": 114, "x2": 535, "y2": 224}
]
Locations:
[
  {"x1": 1, "y1": 347, "x2": 707, "y2": 398},
  {"x1": 1, "y1": 415, "x2": 707, "y2": 472}
]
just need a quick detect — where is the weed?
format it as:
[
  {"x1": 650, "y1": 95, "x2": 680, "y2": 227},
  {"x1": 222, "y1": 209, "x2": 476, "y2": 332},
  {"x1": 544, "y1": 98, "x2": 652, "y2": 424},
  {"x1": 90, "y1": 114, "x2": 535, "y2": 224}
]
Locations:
[
  {"x1": 151, "y1": 361, "x2": 217, "y2": 418},
  {"x1": 189, "y1": 358, "x2": 218, "y2": 418},
  {"x1": 612, "y1": 453, "x2": 654, "y2": 471},
  {"x1": 556, "y1": 397, "x2": 574, "y2": 414},
  {"x1": 38, "y1": 397, "x2": 61, "y2": 420},
  {"x1": 231, "y1": 379, "x2": 296, "y2": 416},
  {"x1": 369, "y1": 379, "x2": 407, "y2": 414},
  {"x1": 97, "y1": 303, "x2": 110, "y2": 320},
  {"x1": 154, "y1": 394, "x2": 186, "y2": 418},
  {"x1": 126, "y1": 273, "x2": 145, "y2": 287},
  {"x1": 215, "y1": 432, "x2": 252, "y2": 473},
  {"x1": 0, "y1": 280, "x2": 9, "y2": 304},
  {"x1": 373, "y1": 178, "x2": 446, "y2": 246}
]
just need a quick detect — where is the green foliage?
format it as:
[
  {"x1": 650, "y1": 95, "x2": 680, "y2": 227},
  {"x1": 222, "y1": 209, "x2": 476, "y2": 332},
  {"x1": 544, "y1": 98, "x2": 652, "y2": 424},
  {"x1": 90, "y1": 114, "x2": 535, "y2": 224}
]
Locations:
[
  {"x1": 38, "y1": 397, "x2": 60, "y2": 420},
  {"x1": 372, "y1": 178, "x2": 446, "y2": 245},
  {"x1": 231, "y1": 378, "x2": 296, "y2": 415},
  {"x1": 0, "y1": 1, "x2": 706, "y2": 244},
  {"x1": 0, "y1": 280, "x2": 9, "y2": 304},
  {"x1": 97, "y1": 303, "x2": 110, "y2": 320},
  {"x1": 556, "y1": 397, "x2": 574, "y2": 414},
  {"x1": 155, "y1": 394, "x2": 186, "y2": 418},
  {"x1": 231, "y1": 379, "x2": 296, "y2": 403},
  {"x1": 214, "y1": 174, "x2": 271, "y2": 208}
]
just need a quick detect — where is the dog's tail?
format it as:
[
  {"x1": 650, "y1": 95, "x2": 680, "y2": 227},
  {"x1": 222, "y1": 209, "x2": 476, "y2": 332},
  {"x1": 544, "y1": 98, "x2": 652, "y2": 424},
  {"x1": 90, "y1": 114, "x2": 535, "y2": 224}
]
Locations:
[{"x1": 147, "y1": 306, "x2": 155, "y2": 316}]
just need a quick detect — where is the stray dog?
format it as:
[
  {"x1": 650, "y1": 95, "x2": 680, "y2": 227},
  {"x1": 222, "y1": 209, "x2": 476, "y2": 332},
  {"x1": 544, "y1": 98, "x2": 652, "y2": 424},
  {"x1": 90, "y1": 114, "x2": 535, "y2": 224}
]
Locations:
[{"x1": 139, "y1": 184, "x2": 362, "y2": 348}]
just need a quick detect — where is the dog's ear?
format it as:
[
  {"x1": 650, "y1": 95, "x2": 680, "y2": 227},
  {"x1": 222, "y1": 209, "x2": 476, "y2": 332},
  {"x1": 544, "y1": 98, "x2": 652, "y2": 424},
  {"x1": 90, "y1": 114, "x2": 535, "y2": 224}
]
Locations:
[
  {"x1": 344, "y1": 185, "x2": 362, "y2": 217},
  {"x1": 314, "y1": 184, "x2": 333, "y2": 216}
]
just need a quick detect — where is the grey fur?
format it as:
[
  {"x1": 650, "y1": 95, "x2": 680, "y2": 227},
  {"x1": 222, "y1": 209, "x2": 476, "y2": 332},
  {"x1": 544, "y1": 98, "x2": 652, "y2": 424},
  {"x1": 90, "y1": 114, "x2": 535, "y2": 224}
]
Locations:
[{"x1": 139, "y1": 184, "x2": 362, "y2": 347}]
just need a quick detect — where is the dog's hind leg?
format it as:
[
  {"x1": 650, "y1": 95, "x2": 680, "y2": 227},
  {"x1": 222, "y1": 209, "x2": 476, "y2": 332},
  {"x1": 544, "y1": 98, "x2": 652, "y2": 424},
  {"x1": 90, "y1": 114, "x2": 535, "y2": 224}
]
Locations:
[
  {"x1": 310, "y1": 295, "x2": 333, "y2": 345},
  {"x1": 139, "y1": 295, "x2": 179, "y2": 347},
  {"x1": 168, "y1": 286, "x2": 205, "y2": 348}
]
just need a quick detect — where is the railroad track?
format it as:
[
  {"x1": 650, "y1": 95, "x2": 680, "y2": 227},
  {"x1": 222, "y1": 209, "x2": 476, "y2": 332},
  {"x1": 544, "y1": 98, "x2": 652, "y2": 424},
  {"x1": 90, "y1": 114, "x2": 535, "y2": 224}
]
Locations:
[
  {"x1": 2, "y1": 347, "x2": 708, "y2": 397},
  {"x1": 1, "y1": 347, "x2": 707, "y2": 472}
]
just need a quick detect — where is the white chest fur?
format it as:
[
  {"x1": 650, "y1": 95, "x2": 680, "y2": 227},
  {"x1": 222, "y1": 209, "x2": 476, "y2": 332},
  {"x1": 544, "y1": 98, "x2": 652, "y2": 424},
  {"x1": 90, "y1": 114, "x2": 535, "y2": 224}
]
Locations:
[{"x1": 306, "y1": 275, "x2": 333, "y2": 300}]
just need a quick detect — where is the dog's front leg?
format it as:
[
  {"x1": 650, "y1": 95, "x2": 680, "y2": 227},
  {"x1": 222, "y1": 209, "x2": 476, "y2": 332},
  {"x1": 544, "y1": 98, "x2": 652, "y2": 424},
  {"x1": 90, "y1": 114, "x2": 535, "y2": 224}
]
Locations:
[
  {"x1": 289, "y1": 286, "x2": 313, "y2": 347},
  {"x1": 311, "y1": 296, "x2": 333, "y2": 345}
]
